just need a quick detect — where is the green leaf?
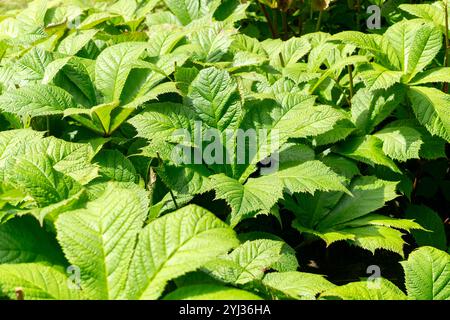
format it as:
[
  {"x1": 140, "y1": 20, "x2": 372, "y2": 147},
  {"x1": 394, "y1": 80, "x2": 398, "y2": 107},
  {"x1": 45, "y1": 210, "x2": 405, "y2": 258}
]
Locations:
[
  {"x1": 0, "y1": 263, "x2": 85, "y2": 300},
  {"x1": 261, "y1": 271, "x2": 336, "y2": 300},
  {"x1": 58, "y1": 30, "x2": 98, "y2": 56},
  {"x1": 401, "y1": 246, "x2": 450, "y2": 300},
  {"x1": 95, "y1": 42, "x2": 147, "y2": 102},
  {"x1": 15, "y1": 47, "x2": 52, "y2": 83},
  {"x1": 189, "y1": 23, "x2": 236, "y2": 62},
  {"x1": 210, "y1": 174, "x2": 283, "y2": 227},
  {"x1": 351, "y1": 86, "x2": 405, "y2": 134},
  {"x1": 0, "y1": 216, "x2": 65, "y2": 265},
  {"x1": 42, "y1": 57, "x2": 72, "y2": 84},
  {"x1": 399, "y1": 3, "x2": 449, "y2": 34},
  {"x1": 94, "y1": 150, "x2": 138, "y2": 183},
  {"x1": 317, "y1": 176, "x2": 398, "y2": 229},
  {"x1": 405, "y1": 205, "x2": 447, "y2": 251},
  {"x1": 164, "y1": 284, "x2": 262, "y2": 300},
  {"x1": 374, "y1": 123, "x2": 423, "y2": 162},
  {"x1": 334, "y1": 135, "x2": 401, "y2": 173},
  {"x1": 272, "y1": 37, "x2": 311, "y2": 67},
  {"x1": 126, "y1": 204, "x2": 239, "y2": 300},
  {"x1": 402, "y1": 23, "x2": 442, "y2": 80},
  {"x1": 0, "y1": 84, "x2": 75, "y2": 117},
  {"x1": 163, "y1": 0, "x2": 213, "y2": 25},
  {"x1": 384, "y1": 20, "x2": 441, "y2": 78},
  {"x1": 6, "y1": 153, "x2": 82, "y2": 208},
  {"x1": 321, "y1": 278, "x2": 407, "y2": 300},
  {"x1": 55, "y1": 183, "x2": 149, "y2": 300},
  {"x1": 205, "y1": 239, "x2": 289, "y2": 285},
  {"x1": 187, "y1": 67, "x2": 241, "y2": 131},
  {"x1": 268, "y1": 160, "x2": 349, "y2": 195},
  {"x1": 129, "y1": 102, "x2": 197, "y2": 143},
  {"x1": 358, "y1": 64, "x2": 403, "y2": 91},
  {"x1": 408, "y1": 86, "x2": 450, "y2": 142},
  {"x1": 410, "y1": 67, "x2": 450, "y2": 85}
]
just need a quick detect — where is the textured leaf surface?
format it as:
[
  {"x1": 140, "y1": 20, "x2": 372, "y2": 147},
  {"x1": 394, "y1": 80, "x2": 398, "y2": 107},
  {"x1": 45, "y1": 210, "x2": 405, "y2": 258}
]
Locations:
[
  {"x1": 95, "y1": 42, "x2": 147, "y2": 102},
  {"x1": 205, "y1": 239, "x2": 288, "y2": 285},
  {"x1": 56, "y1": 183, "x2": 149, "y2": 299},
  {"x1": 401, "y1": 246, "x2": 450, "y2": 300},
  {"x1": 0, "y1": 85, "x2": 75, "y2": 117},
  {"x1": 0, "y1": 263, "x2": 84, "y2": 300},
  {"x1": 321, "y1": 278, "x2": 407, "y2": 300},
  {"x1": 127, "y1": 204, "x2": 239, "y2": 300},
  {"x1": 408, "y1": 86, "x2": 450, "y2": 142},
  {"x1": 262, "y1": 271, "x2": 336, "y2": 300},
  {"x1": 0, "y1": 216, "x2": 65, "y2": 265}
]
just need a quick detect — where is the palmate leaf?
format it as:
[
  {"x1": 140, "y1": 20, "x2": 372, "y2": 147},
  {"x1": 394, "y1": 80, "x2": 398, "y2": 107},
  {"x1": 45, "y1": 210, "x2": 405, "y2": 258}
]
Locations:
[
  {"x1": 407, "y1": 86, "x2": 450, "y2": 142},
  {"x1": 401, "y1": 246, "x2": 450, "y2": 300},
  {"x1": 210, "y1": 174, "x2": 283, "y2": 227},
  {"x1": 271, "y1": 37, "x2": 311, "y2": 68},
  {"x1": 129, "y1": 102, "x2": 198, "y2": 143},
  {"x1": 0, "y1": 263, "x2": 85, "y2": 300},
  {"x1": 126, "y1": 204, "x2": 239, "y2": 300},
  {"x1": 55, "y1": 183, "x2": 149, "y2": 300},
  {"x1": 321, "y1": 246, "x2": 450, "y2": 300},
  {"x1": 55, "y1": 57, "x2": 97, "y2": 107},
  {"x1": 236, "y1": 93, "x2": 343, "y2": 181},
  {"x1": 292, "y1": 176, "x2": 422, "y2": 256},
  {"x1": 329, "y1": 32, "x2": 400, "y2": 69},
  {"x1": 0, "y1": 84, "x2": 76, "y2": 118},
  {"x1": 164, "y1": 284, "x2": 262, "y2": 300},
  {"x1": 211, "y1": 161, "x2": 348, "y2": 226},
  {"x1": 42, "y1": 57, "x2": 73, "y2": 85},
  {"x1": 317, "y1": 176, "x2": 398, "y2": 229}
]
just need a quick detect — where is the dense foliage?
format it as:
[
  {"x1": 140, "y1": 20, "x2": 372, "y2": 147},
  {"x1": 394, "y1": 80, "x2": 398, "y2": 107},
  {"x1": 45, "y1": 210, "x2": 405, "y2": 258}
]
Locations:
[{"x1": 0, "y1": 0, "x2": 448, "y2": 300}]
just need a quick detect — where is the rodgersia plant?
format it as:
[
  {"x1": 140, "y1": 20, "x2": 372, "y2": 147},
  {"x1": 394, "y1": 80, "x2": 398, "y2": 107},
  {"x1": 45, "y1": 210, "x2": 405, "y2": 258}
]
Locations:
[{"x1": 0, "y1": 0, "x2": 448, "y2": 300}]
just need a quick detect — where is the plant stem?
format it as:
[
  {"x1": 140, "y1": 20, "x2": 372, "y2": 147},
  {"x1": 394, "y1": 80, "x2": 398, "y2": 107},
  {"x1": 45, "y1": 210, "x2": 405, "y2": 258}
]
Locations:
[
  {"x1": 273, "y1": 8, "x2": 279, "y2": 38},
  {"x1": 279, "y1": 52, "x2": 285, "y2": 67},
  {"x1": 259, "y1": 3, "x2": 276, "y2": 38},
  {"x1": 347, "y1": 64, "x2": 354, "y2": 105},
  {"x1": 315, "y1": 10, "x2": 323, "y2": 32}
]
